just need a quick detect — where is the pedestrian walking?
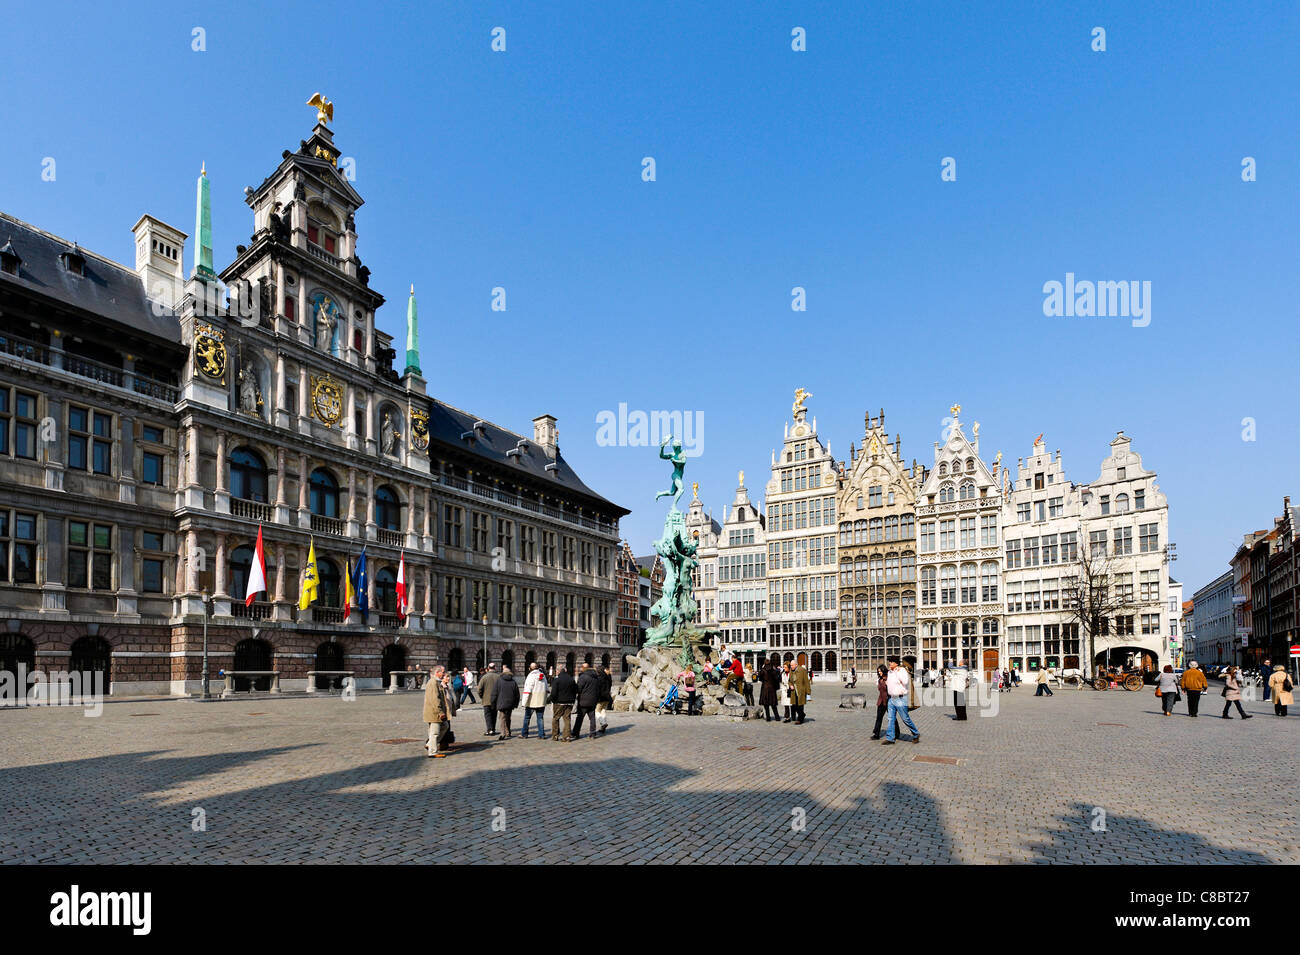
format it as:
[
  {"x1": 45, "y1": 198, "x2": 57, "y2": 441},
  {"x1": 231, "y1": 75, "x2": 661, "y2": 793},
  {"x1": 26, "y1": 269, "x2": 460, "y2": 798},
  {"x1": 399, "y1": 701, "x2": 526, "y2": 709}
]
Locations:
[
  {"x1": 848, "y1": 666, "x2": 858, "y2": 689},
  {"x1": 550, "y1": 664, "x2": 577, "y2": 741},
  {"x1": 1220, "y1": 666, "x2": 1253, "y2": 720},
  {"x1": 1261, "y1": 657, "x2": 1273, "y2": 701},
  {"x1": 1001, "y1": 668, "x2": 1011, "y2": 693},
  {"x1": 881, "y1": 657, "x2": 920, "y2": 744},
  {"x1": 520, "y1": 663, "x2": 548, "y2": 739},
  {"x1": 423, "y1": 665, "x2": 455, "y2": 757},
  {"x1": 1180, "y1": 661, "x2": 1207, "y2": 717},
  {"x1": 870, "y1": 664, "x2": 889, "y2": 740},
  {"x1": 1034, "y1": 667, "x2": 1054, "y2": 697},
  {"x1": 789, "y1": 658, "x2": 811, "y2": 725},
  {"x1": 950, "y1": 664, "x2": 969, "y2": 720},
  {"x1": 462, "y1": 667, "x2": 479, "y2": 705},
  {"x1": 450, "y1": 669, "x2": 464, "y2": 707},
  {"x1": 478, "y1": 663, "x2": 500, "y2": 737},
  {"x1": 758, "y1": 656, "x2": 781, "y2": 722},
  {"x1": 595, "y1": 664, "x2": 614, "y2": 735},
  {"x1": 743, "y1": 663, "x2": 755, "y2": 706},
  {"x1": 1155, "y1": 664, "x2": 1180, "y2": 716},
  {"x1": 573, "y1": 662, "x2": 601, "y2": 739},
  {"x1": 1267, "y1": 664, "x2": 1293, "y2": 717},
  {"x1": 492, "y1": 666, "x2": 521, "y2": 738},
  {"x1": 780, "y1": 662, "x2": 792, "y2": 722}
]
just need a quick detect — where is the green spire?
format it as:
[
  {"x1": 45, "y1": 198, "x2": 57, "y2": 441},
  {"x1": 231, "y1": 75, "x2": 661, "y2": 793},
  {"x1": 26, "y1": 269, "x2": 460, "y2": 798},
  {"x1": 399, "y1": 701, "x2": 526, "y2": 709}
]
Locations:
[
  {"x1": 193, "y1": 163, "x2": 216, "y2": 282},
  {"x1": 405, "y1": 283, "x2": 422, "y2": 375}
]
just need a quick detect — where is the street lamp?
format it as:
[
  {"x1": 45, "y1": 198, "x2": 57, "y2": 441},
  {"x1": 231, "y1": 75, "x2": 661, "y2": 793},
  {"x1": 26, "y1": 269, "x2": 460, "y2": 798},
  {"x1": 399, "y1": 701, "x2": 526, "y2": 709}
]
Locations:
[
  {"x1": 482, "y1": 614, "x2": 489, "y2": 672},
  {"x1": 201, "y1": 589, "x2": 212, "y2": 700}
]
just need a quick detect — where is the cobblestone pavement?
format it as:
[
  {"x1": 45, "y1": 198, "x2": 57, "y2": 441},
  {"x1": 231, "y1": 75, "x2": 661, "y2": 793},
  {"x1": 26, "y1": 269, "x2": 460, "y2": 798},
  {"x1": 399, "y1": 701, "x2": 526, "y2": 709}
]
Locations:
[{"x1": 0, "y1": 679, "x2": 1294, "y2": 864}]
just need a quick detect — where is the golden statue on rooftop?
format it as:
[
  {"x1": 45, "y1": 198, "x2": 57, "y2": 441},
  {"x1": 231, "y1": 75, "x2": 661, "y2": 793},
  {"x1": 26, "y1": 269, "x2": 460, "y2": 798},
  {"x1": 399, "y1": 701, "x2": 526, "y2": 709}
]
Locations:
[{"x1": 307, "y1": 92, "x2": 334, "y2": 125}]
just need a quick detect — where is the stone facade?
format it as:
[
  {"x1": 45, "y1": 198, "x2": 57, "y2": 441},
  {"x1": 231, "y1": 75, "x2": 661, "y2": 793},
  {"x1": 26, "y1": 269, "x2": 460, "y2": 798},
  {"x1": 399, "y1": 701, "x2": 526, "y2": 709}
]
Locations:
[
  {"x1": 683, "y1": 484, "x2": 720, "y2": 628},
  {"x1": 916, "y1": 407, "x2": 1002, "y2": 677},
  {"x1": 713, "y1": 474, "x2": 768, "y2": 667},
  {"x1": 0, "y1": 115, "x2": 627, "y2": 696},
  {"x1": 763, "y1": 397, "x2": 839, "y2": 673},
  {"x1": 835, "y1": 409, "x2": 922, "y2": 678}
]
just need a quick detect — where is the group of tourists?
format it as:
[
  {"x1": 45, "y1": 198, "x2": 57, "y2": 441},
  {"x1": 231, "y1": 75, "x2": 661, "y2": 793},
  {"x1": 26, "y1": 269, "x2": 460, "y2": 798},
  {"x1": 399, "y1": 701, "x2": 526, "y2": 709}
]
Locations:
[
  {"x1": 1156, "y1": 660, "x2": 1293, "y2": 720},
  {"x1": 422, "y1": 661, "x2": 616, "y2": 757}
]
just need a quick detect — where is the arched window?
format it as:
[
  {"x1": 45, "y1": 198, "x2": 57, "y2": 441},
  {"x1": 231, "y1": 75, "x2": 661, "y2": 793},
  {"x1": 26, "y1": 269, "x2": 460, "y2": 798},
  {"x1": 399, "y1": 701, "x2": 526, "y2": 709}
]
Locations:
[
  {"x1": 502, "y1": 649, "x2": 515, "y2": 671},
  {"x1": 233, "y1": 638, "x2": 273, "y2": 691},
  {"x1": 939, "y1": 565, "x2": 957, "y2": 604},
  {"x1": 966, "y1": 458, "x2": 975, "y2": 472},
  {"x1": 601, "y1": 652, "x2": 610, "y2": 668},
  {"x1": 840, "y1": 522, "x2": 852, "y2": 546},
  {"x1": 884, "y1": 515, "x2": 899, "y2": 540},
  {"x1": 1115, "y1": 492, "x2": 1130, "y2": 513},
  {"x1": 826, "y1": 650, "x2": 837, "y2": 672},
  {"x1": 959, "y1": 480, "x2": 976, "y2": 500},
  {"x1": 375, "y1": 566, "x2": 397, "y2": 613},
  {"x1": 920, "y1": 566, "x2": 937, "y2": 606},
  {"x1": 314, "y1": 641, "x2": 344, "y2": 690},
  {"x1": 448, "y1": 647, "x2": 465, "y2": 672},
  {"x1": 901, "y1": 552, "x2": 916, "y2": 582},
  {"x1": 69, "y1": 636, "x2": 111, "y2": 692},
  {"x1": 840, "y1": 558, "x2": 853, "y2": 586},
  {"x1": 525, "y1": 650, "x2": 537, "y2": 668},
  {"x1": 230, "y1": 447, "x2": 268, "y2": 502},
  {"x1": 901, "y1": 513, "x2": 914, "y2": 539},
  {"x1": 374, "y1": 485, "x2": 401, "y2": 530},
  {"x1": 939, "y1": 483, "x2": 955, "y2": 504},
  {"x1": 381, "y1": 643, "x2": 406, "y2": 687},
  {"x1": 938, "y1": 463, "x2": 948, "y2": 476},
  {"x1": 0, "y1": 634, "x2": 35, "y2": 683},
  {"x1": 309, "y1": 468, "x2": 339, "y2": 517},
  {"x1": 546, "y1": 651, "x2": 557, "y2": 672},
  {"x1": 318, "y1": 558, "x2": 340, "y2": 608},
  {"x1": 565, "y1": 651, "x2": 576, "y2": 672},
  {"x1": 854, "y1": 557, "x2": 868, "y2": 585},
  {"x1": 854, "y1": 520, "x2": 867, "y2": 544}
]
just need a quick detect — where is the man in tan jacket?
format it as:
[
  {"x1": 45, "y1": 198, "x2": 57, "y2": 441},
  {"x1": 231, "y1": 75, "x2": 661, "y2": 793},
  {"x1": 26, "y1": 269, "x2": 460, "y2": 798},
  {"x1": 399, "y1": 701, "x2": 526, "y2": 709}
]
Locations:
[
  {"x1": 423, "y1": 665, "x2": 455, "y2": 757},
  {"x1": 788, "y1": 661, "x2": 812, "y2": 724},
  {"x1": 1179, "y1": 661, "x2": 1208, "y2": 717}
]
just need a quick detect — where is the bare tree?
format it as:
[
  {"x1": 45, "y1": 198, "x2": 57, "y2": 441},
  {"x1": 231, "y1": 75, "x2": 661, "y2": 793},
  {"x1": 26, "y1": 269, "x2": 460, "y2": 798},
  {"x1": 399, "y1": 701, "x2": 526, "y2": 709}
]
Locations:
[{"x1": 1060, "y1": 537, "x2": 1140, "y2": 680}]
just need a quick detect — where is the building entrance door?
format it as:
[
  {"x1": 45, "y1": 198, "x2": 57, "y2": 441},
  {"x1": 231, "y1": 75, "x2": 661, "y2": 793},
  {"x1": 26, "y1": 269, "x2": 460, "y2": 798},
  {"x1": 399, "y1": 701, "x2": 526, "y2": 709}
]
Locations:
[
  {"x1": 797, "y1": 652, "x2": 807, "y2": 668},
  {"x1": 982, "y1": 649, "x2": 1000, "y2": 683}
]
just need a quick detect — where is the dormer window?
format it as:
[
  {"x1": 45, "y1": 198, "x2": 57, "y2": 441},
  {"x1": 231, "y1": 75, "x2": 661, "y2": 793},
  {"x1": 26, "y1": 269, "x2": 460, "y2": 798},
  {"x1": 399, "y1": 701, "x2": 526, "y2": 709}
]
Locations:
[
  {"x1": 0, "y1": 239, "x2": 20, "y2": 276},
  {"x1": 61, "y1": 246, "x2": 85, "y2": 277}
]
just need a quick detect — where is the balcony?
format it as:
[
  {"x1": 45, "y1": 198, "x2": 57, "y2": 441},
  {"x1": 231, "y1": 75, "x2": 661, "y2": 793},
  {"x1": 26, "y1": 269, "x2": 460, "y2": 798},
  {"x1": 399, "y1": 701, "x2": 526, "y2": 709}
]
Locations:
[
  {"x1": 311, "y1": 514, "x2": 345, "y2": 536},
  {"x1": 312, "y1": 607, "x2": 345, "y2": 624},
  {"x1": 232, "y1": 601, "x2": 272, "y2": 620},
  {"x1": 0, "y1": 330, "x2": 179, "y2": 403},
  {"x1": 306, "y1": 243, "x2": 340, "y2": 269},
  {"x1": 433, "y1": 472, "x2": 617, "y2": 536},
  {"x1": 377, "y1": 528, "x2": 403, "y2": 547},
  {"x1": 231, "y1": 498, "x2": 273, "y2": 523}
]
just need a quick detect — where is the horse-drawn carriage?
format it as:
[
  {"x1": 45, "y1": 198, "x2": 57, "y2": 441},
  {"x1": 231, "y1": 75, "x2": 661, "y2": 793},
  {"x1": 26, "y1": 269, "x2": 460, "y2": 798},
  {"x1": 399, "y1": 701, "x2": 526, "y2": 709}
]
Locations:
[{"x1": 1090, "y1": 666, "x2": 1145, "y2": 691}]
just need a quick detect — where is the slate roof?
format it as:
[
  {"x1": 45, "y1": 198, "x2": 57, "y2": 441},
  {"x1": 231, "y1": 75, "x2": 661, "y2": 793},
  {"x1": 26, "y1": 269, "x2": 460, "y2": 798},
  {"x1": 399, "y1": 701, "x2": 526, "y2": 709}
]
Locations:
[
  {"x1": 0, "y1": 211, "x2": 182, "y2": 349},
  {"x1": 427, "y1": 399, "x2": 629, "y2": 517}
]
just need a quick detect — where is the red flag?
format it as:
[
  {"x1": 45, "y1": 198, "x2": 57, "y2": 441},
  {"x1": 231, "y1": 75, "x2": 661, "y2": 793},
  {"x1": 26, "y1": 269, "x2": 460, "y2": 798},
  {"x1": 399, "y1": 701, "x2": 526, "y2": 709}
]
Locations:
[
  {"x1": 396, "y1": 551, "x2": 407, "y2": 620},
  {"x1": 245, "y1": 525, "x2": 267, "y2": 606}
]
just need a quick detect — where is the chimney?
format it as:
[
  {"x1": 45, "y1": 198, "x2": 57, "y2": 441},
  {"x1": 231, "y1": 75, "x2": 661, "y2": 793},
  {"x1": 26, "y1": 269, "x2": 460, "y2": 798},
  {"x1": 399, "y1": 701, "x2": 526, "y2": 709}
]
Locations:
[
  {"x1": 532, "y1": 414, "x2": 558, "y2": 456},
  {"x1": 132, "y1": 214, "x2": 187, "y2": 309}
]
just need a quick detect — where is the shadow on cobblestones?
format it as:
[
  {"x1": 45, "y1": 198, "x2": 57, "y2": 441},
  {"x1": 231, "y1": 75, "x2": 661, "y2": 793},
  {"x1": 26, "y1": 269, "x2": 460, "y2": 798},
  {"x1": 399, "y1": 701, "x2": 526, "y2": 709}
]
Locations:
[
  {"x1": 0, "y1": 746, "x2": 957, "y2": 864},
  {"x1": 1025, "y1": 802, "x2": 1275, "y2": 865}
]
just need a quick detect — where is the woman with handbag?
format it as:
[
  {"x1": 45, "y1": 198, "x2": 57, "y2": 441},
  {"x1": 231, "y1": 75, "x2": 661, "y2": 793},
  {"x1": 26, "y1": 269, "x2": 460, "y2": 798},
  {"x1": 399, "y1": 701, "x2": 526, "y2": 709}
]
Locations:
[
  {"x1": 1221, "y1": 666, "x2": 1253, "y2": 720},
  {"x1": 1155, "y1": 664, "x2": 1180, "y2": 716}
]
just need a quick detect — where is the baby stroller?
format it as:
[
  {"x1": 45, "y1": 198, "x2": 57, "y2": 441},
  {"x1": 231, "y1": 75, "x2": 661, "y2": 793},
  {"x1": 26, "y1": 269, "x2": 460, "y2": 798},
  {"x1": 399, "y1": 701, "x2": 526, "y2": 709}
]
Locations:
[{"x1": 655, "y1": 683, "x2": 681, "y2": 715}]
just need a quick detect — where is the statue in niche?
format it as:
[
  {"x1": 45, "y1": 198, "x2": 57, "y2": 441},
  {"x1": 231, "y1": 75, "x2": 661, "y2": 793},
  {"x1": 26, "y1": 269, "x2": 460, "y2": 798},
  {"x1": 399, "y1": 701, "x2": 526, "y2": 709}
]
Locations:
[
  {"x1": 315, "y1": 299, "x2": 336, "y2": 352},
  {"x1": 382, "y1": 410, "x2": 400, "y2": 455},
  {"x1": 237, "y1": 355, "x2": 263, "y2": 418}
]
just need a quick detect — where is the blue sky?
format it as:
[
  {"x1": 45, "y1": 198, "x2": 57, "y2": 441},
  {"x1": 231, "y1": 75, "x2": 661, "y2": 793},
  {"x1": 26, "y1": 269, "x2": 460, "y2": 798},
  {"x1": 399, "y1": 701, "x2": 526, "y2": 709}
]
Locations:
[{"x1": 2, "y1": 1, "x2": 1297, "y2": 596}]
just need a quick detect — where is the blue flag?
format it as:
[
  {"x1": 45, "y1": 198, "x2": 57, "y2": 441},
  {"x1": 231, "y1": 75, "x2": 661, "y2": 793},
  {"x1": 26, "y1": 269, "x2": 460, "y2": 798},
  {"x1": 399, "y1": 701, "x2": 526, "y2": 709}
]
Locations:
[{"x1": 353, "y1": 547, "x2": 369, "y2": 623}]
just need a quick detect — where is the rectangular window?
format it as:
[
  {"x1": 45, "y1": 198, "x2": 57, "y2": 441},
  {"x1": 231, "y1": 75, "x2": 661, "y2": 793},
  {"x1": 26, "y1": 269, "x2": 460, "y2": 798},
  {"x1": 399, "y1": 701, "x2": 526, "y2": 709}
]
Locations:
[
  {"x1": 1, "y1": 511, "x2": 37, "y2": 583},
  {"x1": 1023, "y1": 536, "x2": 1039, "y2": 567},
  {"x1": 13, "y1": 392, "x2": 36, "y2": 459},
  {"x1": 1016, "y1": 502, "x2": 1030, "y2": 523},
  {"x1": 959, "y1": 517, "x2": 976, "y2": 549},
  {"x1": 521, "y1": 587, "x2": 538, "y2": 625},
  {"x1": 1005, "y1": 539, "x2": 1020, "y2": 569},
  {"x1": 471, "y1": 579, "x2": 491, "y2": 620},
  {"x1": 495, "y1": 518, "x2": 515, "y2": 559},
  {"x1": 1049, "y1": 497, "x2": 1063, "y2": 518},
  {"x1": 920, "y1": 522, "x2": 935, "y2": 553},
  {"x1": 1113, "y1": 526, "x2": 1133, "y2": 556},
  {"x1": 1089, "y1": 530, "x2": 1107, "y2": 559},
  {"x1": 496, "y1": 583, "x2": 515, "y2": 624},
  {"x1": 980, "y1": 514, "x2": 997, "y2": 547},
  {"x1": 520, "y1": 524, "x2": 537, "y2": 562},
  {"x1": 142, "y1": 451, "x2": 164, "y2": 486},
  {"x1": 1139, "y1": 523, "x2": 1160, "y2": 553},
  {"x1": 471, "y1": 512, "x2": 490, "y2": 552},
  {"x1": 442, "y1": 505, "x2": 463, "y2": 548},
  {"x1": 542, "y1": 531, "x2": 557, "y2": 566},
  {"x1": 1061, "y1": 531, "x2": 1078, "y2": 562},
  {"x1": 1135, "y1": 489, "x2": 1145, "y2": 510},
  {"x1": 939, "y1": 519, "x2": 955, "y2": 551},
  {"x1": 68, "y1": 520, "x2": 113, "y2": 590}
]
